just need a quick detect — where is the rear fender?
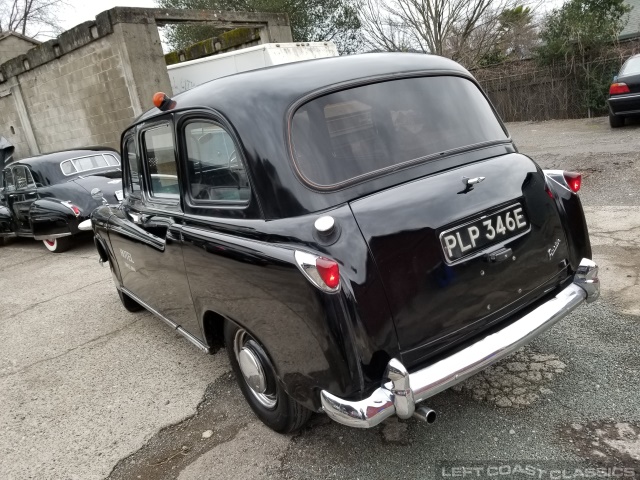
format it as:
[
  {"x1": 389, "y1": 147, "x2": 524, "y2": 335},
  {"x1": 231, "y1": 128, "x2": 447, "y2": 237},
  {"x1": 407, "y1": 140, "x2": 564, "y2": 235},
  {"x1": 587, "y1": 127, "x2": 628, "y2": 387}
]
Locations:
[
  {"x1": 92, "y1": 205, "x2": 120, "y2": 284},
  {"x1": 29, "y1": 199, "x2": 79, "y2": 238},
  {"x1": 544, "y1": 170, "x2": 592, "y2": 268},
  {"x1": 0, "y1": 205, "x2": 14, "y2": 235}
]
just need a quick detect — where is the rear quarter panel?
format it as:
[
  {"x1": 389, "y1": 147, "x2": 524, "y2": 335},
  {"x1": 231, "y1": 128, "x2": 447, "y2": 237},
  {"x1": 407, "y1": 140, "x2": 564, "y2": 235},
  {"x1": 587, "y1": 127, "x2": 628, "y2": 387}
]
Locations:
[{"x1": 180, "y1": 204, "x2": 397, "y2": 410}]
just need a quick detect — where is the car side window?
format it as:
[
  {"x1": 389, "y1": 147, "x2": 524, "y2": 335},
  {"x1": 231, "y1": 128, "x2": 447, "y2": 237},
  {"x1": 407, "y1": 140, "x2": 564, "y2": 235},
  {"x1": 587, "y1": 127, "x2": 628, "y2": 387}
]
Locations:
[
  {"x1": 13, "y1": 166, "x2": 35, "y2": 190},
  {"x1": 142, "y1": 124, "x2": 180, "y2": 200},
  {"x1": 3, "y1": 169, "x2": 15, "y2": 192},
  {"x1": 104, "y1": 154, "x2": 120, "y2": 166},
  {"x1": 184, "y1": 121, "x2": 250, "y2": 203},
  {"x1": 124, "y1": 136, "x2": 142, "y2": 196}
]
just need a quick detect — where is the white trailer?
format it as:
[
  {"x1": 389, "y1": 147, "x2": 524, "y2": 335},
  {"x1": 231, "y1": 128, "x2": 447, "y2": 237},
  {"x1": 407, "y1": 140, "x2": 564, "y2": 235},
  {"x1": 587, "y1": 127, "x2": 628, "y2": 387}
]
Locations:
[{"x1": 167, "y1": 42, "x2": 339, "y2": 94}]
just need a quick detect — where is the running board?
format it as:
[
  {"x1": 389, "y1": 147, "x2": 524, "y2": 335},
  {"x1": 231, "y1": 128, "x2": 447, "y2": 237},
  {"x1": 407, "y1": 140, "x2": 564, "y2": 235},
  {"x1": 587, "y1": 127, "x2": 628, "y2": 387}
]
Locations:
[{"x1": 120, "y1": 287, "x2": 210, "y2": 354}]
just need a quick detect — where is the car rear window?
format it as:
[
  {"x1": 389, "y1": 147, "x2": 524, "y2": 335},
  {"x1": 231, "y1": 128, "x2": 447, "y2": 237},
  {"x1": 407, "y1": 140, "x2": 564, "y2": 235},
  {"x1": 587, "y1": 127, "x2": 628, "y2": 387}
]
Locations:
[
  {"x1": 621, "y1": 56, "x2": 640, "y2": 76},
  {"x1": 290, "y1": 76, "x2": 508, "y2": 187},
  {"x1": 60, "y1": 154, "x2": 120, "y2": 176}
]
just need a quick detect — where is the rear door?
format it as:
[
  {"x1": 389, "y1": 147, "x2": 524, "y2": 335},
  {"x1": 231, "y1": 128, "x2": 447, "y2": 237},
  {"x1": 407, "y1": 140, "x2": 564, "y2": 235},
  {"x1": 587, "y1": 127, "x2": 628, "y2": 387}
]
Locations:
[
  {"x1": 108, "y1": 122, "x2": 201, "y2": 338},
  {"x1": 5, "y1": 165, "x2": 37, "y2": 232},
  {"x1": 350, "y1": 155, "x2": 568, "y2": 366}
]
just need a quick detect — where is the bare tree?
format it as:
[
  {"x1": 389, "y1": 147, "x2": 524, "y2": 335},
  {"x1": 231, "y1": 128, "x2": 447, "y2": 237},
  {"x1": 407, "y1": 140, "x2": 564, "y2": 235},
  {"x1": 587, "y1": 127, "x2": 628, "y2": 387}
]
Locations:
[
  {"x1": 359, "y1": 0, "x2": 415, "y2": 51},
  {"x1": 360, "y1": 0, "x2": 539, "y2": 67},
  {"x1": 0, "y1": 0, "x2": 65, "y2": 37}
]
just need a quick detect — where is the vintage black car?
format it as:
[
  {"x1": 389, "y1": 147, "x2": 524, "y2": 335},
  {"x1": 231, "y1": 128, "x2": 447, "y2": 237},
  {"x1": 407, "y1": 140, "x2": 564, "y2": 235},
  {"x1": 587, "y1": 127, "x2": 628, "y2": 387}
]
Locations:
[
  {"x1": 0, "y1": 148, "x2": 122, "y2": 252},
  {"x1": 91, "y1": 53, "x2": 599, "y2": 433},
  {"x1": 609, "y1": 53, "x2": 640, "y2": 128}
]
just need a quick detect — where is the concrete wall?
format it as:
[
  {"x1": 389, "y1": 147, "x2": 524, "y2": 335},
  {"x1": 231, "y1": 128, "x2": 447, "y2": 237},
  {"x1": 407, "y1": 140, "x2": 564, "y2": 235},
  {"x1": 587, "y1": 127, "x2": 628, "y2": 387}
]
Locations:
[
  {"x1": 0, "y1": 8, "x2": 291, "y2": 160},
  {"x1": 17, "y1": 36, "x2": 135, "y2": 154},
  {"x1": 0, "y1": 35, "x2": 38, "y2": 64},
  {"x1": 0, "y1": 88, "x2": 29, "y2": 159}
]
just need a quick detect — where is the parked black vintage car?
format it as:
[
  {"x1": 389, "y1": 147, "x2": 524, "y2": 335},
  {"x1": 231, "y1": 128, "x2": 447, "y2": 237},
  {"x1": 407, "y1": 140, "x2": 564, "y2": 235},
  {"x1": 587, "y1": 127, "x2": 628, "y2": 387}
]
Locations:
[
  {"x1": 1, "y1": 148, "x2": 122, "y2": 252},
  {"x1": 608, "y1": 53, "x2": 640, "y2": 128},
  {"x1": 91, "y1": 53, "x2": 599, "y2": 433}
]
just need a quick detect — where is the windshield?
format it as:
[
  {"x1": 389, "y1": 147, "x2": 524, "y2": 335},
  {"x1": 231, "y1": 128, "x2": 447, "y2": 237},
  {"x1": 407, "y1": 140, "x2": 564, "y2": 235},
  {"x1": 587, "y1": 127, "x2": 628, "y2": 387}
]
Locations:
[{"x1": 290, "y1": 76, "x2": 508, "y2": 188}]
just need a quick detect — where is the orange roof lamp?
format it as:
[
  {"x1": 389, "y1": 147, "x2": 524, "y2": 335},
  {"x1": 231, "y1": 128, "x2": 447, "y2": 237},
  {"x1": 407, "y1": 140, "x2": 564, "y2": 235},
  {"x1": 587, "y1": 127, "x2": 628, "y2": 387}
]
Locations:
[{"x1": 153, "y1": 92, "x2": 176, "y2": 111}]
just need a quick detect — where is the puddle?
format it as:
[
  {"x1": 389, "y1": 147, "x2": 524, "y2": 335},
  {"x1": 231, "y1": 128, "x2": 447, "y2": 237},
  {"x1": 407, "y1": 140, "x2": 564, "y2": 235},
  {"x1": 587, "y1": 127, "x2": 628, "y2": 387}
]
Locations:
[{"x1": 107, "y1": 373, "x2": 251, "y2": 480}]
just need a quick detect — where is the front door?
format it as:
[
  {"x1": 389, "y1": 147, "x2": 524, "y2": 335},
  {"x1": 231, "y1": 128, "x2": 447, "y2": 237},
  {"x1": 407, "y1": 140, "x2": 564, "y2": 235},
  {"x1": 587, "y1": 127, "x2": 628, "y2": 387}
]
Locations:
[{"x1": 109, "y1": 122, "x2": 201, "y2": 339}]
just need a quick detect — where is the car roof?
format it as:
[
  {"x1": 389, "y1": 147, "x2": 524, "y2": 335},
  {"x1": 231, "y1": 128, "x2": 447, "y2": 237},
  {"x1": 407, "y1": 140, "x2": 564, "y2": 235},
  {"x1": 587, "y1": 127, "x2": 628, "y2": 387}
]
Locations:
[
  {"x1": 7, "y1": 148, "x2": 118, "y2": 168},
  {"x1": 134, "y1": 53, "x2": 471, "y2": 125},
  {"x1": 4, "y1": 148, "x2": 120, "y2": 187}
]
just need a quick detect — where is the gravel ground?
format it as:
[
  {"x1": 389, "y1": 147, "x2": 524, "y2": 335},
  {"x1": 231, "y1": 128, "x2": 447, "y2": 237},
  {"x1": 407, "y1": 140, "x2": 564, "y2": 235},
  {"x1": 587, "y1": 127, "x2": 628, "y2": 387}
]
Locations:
[{"x1": 0, "y1": 116, "x2": 638, "y2": 480}]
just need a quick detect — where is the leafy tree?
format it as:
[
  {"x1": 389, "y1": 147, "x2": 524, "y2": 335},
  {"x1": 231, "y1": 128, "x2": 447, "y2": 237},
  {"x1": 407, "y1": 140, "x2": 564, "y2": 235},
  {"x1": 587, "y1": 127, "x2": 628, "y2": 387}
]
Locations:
[
  {"x1": 477, "y1": 4, "x2": 537, "y2": 66},
  {"x1": 156, "y1": 0, "x2": 362, "y2": 54},
  {"x1": 498, "y1": 5, "x2": 536, "y2": 59},
  {"x1": 537, "y1": 0, "x2": 631, "y2": 116},
  {"x1": 537, "y1": 0, "x2": 631, "y2": 64}
]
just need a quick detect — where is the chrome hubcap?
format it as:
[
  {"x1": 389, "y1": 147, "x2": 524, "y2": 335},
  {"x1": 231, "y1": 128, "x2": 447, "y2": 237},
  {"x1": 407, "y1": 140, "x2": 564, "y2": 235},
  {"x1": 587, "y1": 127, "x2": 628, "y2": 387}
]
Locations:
[
  {"x1": 233, "y1": 329, "x2": 277, "y2": 409},
  {"x1": 238, "y1": 347, "x2": 267, "y2": 393}
]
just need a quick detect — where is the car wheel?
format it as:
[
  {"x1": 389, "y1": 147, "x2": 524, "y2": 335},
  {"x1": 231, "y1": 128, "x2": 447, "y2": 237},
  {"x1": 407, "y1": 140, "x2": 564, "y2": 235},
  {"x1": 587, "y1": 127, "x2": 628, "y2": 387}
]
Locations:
[
  {"x1": 117, "y1": 289, "x2": 144, "y2": 312},
  {"x1": 42, "y1": 237, "x2": 72, "y2": 253},
  {"x1": 225, "y1": 322, "x2": 312, "y2": 433},
  {"x1": 609, "y1": 113, "x2": 625, "y2": 128}
]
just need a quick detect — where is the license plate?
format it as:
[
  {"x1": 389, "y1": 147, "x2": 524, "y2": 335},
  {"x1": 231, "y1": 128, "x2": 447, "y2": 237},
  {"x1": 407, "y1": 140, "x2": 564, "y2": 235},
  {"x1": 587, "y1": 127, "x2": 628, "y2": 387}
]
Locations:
[
  {"x1": 439, "y1": 204, "x2": 529, "y2": 263},
  {"x1": 115, "y1": 190, "x2": 123, "y2": 201}
]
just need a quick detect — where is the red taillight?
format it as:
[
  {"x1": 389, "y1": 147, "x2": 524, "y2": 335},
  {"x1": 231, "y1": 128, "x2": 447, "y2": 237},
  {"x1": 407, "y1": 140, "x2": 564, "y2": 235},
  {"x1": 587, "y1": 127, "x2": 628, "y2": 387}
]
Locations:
[
  {"x1": 545, "y1": 185, "x2": 554, "y2": 198},
  {"x1": 63, "y1": 201, "x2": 81, "y2": 216},
  {"x1": 564, "y1": 171, "x2": 581, "y2": 193},
  {"x1": 316, "y1": 257, "x2": 340, "y2": 289},
  {"x1": 610, "y1": 83, "x2": 630, "y2": 95}
]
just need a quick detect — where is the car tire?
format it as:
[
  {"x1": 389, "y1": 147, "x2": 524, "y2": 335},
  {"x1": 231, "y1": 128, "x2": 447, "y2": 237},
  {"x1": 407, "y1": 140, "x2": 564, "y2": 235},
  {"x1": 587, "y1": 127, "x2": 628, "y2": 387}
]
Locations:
[
  {"x1": 42, "y1": 237, "x2": 72, "y2": 253},
  {"x1": 609, "y1": 113, "x2": 625, "y2": 128},
  {"x1": 225, "y1": 321, "x2": 312, "y2": 433},
  {"x1": 117, "y1": 289, "x2": 144, "y2": 312}
]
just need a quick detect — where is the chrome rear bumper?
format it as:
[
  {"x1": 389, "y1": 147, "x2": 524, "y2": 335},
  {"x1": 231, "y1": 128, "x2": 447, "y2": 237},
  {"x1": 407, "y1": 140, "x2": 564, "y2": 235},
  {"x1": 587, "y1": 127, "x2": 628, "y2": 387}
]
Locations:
[{"x1": 321, "y1": 258, "x2": 599, "y2": 428}]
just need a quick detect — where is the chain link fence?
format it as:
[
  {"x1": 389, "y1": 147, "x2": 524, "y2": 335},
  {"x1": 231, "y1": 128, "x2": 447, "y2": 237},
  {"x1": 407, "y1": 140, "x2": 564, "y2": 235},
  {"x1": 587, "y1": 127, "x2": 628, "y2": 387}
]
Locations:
[{"x1": 472, "y1": 39, "x2": 640, "y2": 122}]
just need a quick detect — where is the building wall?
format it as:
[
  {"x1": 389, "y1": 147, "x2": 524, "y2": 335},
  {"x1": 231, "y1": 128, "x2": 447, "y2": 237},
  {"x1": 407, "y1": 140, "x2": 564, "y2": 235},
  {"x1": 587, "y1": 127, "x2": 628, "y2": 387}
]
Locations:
[
  {"x1": 0, "y1": 91, "x2": 29, "y2": 159},
  {"x1": 0, "y1": 9, "x2": 174, "y2": 159},
  {"x1": 0, "y1": 36, "x2": 37, "y2": 64},
  {"x1": 17, "y1": 36, "x2": 135, "y2": 153},
  {"x1": 0, "y1": 7, "x2": 291, "y2": 160}
]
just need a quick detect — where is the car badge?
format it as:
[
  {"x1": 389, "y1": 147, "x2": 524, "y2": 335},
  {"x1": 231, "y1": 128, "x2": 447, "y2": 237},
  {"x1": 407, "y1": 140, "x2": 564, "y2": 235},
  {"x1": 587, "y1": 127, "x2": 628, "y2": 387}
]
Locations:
[{"x1": 548, "y1": 239, "x2": 561, "y2": 259}]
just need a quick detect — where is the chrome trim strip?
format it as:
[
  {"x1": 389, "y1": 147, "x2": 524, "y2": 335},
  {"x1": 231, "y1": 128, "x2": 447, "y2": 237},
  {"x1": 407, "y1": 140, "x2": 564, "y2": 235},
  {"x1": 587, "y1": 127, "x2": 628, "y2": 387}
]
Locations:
[
  {"x1": 33, "y1": 232, "x2": 72, "y2": 240},
  {"x1": 120, "y1": 287, "x2": 210, "y2": 353},
  {"x1": 321, "y1": 258, "x2": 598, "y2": 428},
  {"x1": 0, "y1": 232, "x2": 17, "y2": 238}
]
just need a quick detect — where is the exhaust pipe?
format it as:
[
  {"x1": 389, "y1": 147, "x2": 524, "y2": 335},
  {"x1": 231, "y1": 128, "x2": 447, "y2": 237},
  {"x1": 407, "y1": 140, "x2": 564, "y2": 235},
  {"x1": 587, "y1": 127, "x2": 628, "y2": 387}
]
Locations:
[{"x1": 413, "y1": 406, "x2": 436, "y2": 424}]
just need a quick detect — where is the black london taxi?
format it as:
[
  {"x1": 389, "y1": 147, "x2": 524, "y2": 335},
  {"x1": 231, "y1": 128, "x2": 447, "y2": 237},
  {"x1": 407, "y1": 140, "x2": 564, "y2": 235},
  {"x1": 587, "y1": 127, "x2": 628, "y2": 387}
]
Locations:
[
  {"x1": 90, "y1": 53, "x2": 599, "y2": 433},
  {"x1": 1, "y1": 148, "x2": 122, "y2": 252}
]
